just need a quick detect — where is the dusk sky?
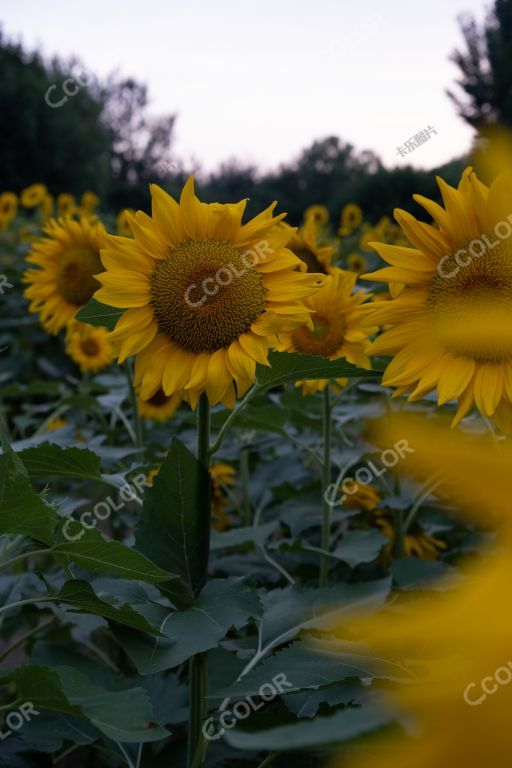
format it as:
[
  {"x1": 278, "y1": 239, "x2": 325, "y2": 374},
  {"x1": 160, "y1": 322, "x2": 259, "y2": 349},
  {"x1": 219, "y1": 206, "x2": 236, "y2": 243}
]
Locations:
[{"x1": 2, "y1": 0, "x2": 488, "y2": 172}]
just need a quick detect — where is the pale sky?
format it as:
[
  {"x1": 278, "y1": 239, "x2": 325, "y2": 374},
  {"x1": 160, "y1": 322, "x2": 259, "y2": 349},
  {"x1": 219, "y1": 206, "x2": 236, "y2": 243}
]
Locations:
[{"x1": 1, "y1": 0, "x2": 488, "y2": 172}]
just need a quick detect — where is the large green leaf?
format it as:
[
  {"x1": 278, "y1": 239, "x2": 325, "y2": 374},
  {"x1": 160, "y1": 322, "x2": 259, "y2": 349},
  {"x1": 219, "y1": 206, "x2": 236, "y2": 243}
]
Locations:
[
  {"x1": 0, "y1": 458, "x2": 59, "y2": 545},
  {"x1": 331, "y1": 529, "x2": 388, "y2": 568},
  {"x1": 211, "y1": 639, "x2": 409, "y2": 698},
  {"x1": 256, "y1": 352, "x2": 377, "y2": 389},
  {"x1": 114, "y1": 578, "x2": 262, "y2": 674},
  {"x1": 224, "y1": 705, "x2": 393, "y2": 749},
  {"x1": 75, "y1": 299, "x2": 123, "y2": 330},
  {"x1": 19, "y1": 444, "x2": 102, "y2": 482},
  {"x1": 56, "y1": 580, "x2": 161, "y2": 634},
  {"x1": 5, "y1": 665, "x2": 169, "y2": 743},
  {"x1": 135, "y1": 437, "x2": 210, "y2": 602},
  {"x1": 52, "y1": 525, "x2": 176, "y2": 584}
]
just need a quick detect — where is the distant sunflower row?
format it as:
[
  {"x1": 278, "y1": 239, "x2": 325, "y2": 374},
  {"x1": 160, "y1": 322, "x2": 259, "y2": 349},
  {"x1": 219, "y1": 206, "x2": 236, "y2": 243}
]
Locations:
[{"x1": 16, "y1": 165, "x2": 512, "y2": 432}]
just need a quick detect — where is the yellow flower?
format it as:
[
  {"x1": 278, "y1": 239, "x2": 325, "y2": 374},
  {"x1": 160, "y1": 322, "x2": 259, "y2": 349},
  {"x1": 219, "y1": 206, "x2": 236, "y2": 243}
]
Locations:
[
  {"x1": 304, "y1": 204, "x2": 329, "y2": 226},
  {"x1": 0, "y1": 192, "x2": 18, "y2": 224},
  {"x1": 147, "y1": 466, "x2": 160, "y2": 486},
  {"x1": 116, "y1": 209, "x2": 136, "y2": 237},
  {"x1": 45, "y1": 417, "x2": 68, "y2": 431},
  {"x1": 21, "y1": 184, "x2": 48, "y2": 208},
  {"x1": 23, "y1": 216, "x2": 107, "y2": 334},
  {"x1": 211, "y1": 463, "x2": 236, "y2": 531},
  {"x1": 80, "y1": 191, "x2": 100, "y2": 213},
  {"x1": 65, "y1": 320, "x2": 114, "y2": 373},
  {"x1": 277, "y1": 268, "x2": 374, "y2": 394},
  {"x1": 336, "y1": 552, "x2": 512, "y2": 768},
  {"x1": 359, "y1": 225, "x2": 375, "y2": 251},
  {"x1": 346, "y1": 252, "x2": 367, "y2": 274},
  {"x1": 339, "y1": 203, "x2": 363, "y2": 236},
  {"x1": 138, "y1": 388, "x2": 181, "y2": 421},
  {"x1": 56, "y1": 193, "x2": 77, "y2": 217},
  {"x1": 285, "y1": 219, "x2": 335, "y2": 274},
  {"x1": 373, "y1": 509, "x2": 446, "y2": 560},
  {"x1": 296, "y1": 377, "x2": 348, "y2": 396},
  {"x1": 95, "y1": 177, "x2": 325, "y2": 409},
  {"x1": 41, "y1": 194, "x2": 54, "y2": 222},
  {"x1": 363, "y1": 168, "x2": 512, "y2": 431},
  {"x1": 343, "y1": 482, "x2": 382, "y2": 511}
]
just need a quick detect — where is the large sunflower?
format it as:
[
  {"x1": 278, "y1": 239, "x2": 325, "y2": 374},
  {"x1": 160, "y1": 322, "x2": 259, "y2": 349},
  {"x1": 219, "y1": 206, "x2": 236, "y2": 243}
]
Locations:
[
  {"x1": 95, "y1": 177, "x2": 325, "y2": 408},
  {"x1": 23, "y1": 217, "x2": 107, "y2": 334},
  {"x1": 363, "y1": 168, "x2": 512, "y2": 431},
  {"x1": 284, "y1": 218, "x2": 335, "y2": 274},
  {"x1": 276, "y1": 267, "x2": 374, "y2": 394}
]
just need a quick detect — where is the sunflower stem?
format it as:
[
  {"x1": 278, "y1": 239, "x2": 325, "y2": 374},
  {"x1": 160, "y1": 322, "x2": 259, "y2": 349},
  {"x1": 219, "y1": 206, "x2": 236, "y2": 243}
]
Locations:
[
  {"x1": 188, "y1": 393, "x2": 211, "y2": 768},
  {"x1": 125, "y1": 360, "x2": 145, "y2": 455},
  {"x1": 240, "y1": 446, "x2": 252, "y2": 525},
  {"x1": 319, "y1": 383, "x2": 332, "y2": 587}
]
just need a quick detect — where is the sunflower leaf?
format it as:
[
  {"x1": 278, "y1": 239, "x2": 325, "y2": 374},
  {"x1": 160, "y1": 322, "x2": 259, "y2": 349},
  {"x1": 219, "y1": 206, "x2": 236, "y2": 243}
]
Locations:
[
  {"x1": 76, "y1": 299, "x2": 123, "y2": 330},
  {"x1": 256, "y1": 352, "x2": 378, "y2": 389}
]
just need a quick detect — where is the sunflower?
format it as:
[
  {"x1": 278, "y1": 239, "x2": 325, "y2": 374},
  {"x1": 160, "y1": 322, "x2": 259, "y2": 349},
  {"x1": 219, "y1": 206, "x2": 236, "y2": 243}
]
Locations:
[
  {"x1": 95, "y1": 177, "x2": 325, "y2": 409},
  {"x1": 21, "y1": 184, "x2": 47, "y2": 208},
  {"x1": 211, "y1": 463, "x2": 236, "y2": 531},
  {"x1": 285, "y1": 219, "x2": 335, "y2": 274},
  {"x1": 304, "y1": 204, "x2": 329, "y2": 226},
  {"x1": 363, "y1": 167, "x2": 512, "y2": 431},
  {"x1": 373, "y1": 509, "x2": 446, "y2": 560},
  {"x1": 342, "y1": 482, "x2": 382, "y2": 511},
  {"x1": 0, "y1": 192, "x2": 18, "y2": 225},
  {"x1": 80, "y1": 192, "x2": 100, "y2": 214},
  {"x1": 23, "y1": 216, "x2": 107, "y2": 334},
  {"x1": 117, "y1": 209, "x2": 136, "y2": 237},
  {"x1": 45, "y1": 417, "x2": 68, "y2": 432},
  {"x1": 57, "y1": 193, "x2": 77, "y2": 217},
  {"x1": 346, "y1": 253, "x2": 367, "y2": 274},
  {"x1": 339, "y1": 203, "x2": 363, "y2": 236},
  {"x1": 277, "y1": 268, "x2": 374, "y2": 394},
  {"x1": 65, "y1": 320, "x2": 114, "y2": 373},
  {"x1": 138, "y1": 388, "x2": 181, "y2": 421}
]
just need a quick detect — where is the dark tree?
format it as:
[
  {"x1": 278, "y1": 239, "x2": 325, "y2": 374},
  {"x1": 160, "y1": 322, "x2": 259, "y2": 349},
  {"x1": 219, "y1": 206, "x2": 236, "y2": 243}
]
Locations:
[{"x1": 448, "y1": 0, "x2": 512, "y2": 129}]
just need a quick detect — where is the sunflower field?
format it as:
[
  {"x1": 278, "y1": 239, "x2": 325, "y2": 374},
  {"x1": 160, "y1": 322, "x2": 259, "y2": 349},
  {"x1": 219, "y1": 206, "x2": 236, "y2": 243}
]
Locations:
[{"x1": 2, "y1": 1, "x2": 512, "y2": 765}]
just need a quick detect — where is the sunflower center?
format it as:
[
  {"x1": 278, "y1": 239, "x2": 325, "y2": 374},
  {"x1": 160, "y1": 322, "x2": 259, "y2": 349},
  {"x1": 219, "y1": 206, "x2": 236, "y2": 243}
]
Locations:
[
  {"x1": 151, "y1": 239, "x2": 266, "y2": 353},
  {"x1": 428, "y1": 238, "x2": 512, "y2": 362},
  {"x1": 56, "y1": 247, "x2": 103, "y2": 306},
  {"x1": 292, "y1": 313, "x2": 345, "y2": 357},
  {"x1": 81, "y1": 337, "x2": 99, "y2": 357},
  {"x1": 293, "y1": 247, "x2": 327, "y2": 274}
]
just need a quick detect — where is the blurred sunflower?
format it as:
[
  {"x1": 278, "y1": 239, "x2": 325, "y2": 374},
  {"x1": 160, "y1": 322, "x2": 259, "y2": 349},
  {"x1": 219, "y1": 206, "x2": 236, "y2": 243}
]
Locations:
[
  {"x1": 363, "y1": 168, "x2": 512, "y2": 431},
  {"x1": 342, "y1": 481, "x2": 382, "y2": 511},
  {"x1": 211, "y1": 463, "x2": 236, "y2": 531},
  {"x1": 41, "y1": 193, "x2": 54, "y2": 222},
  {"x1": 304, "y1": 204, "x2": 329, "y2": 226},
  {"x1": 277, "y1": 268, "x2": 374, "y2": 394},
  {"x1": 23, "y1": 216, "x2": 107, "y2": 334},
  {"x1": 65, "y1": 320, "x2": 114, "y2": 373},
  {"x1": 45, "y1": 417, "x2": 68, "y2": 432},
  {"x1": 339, "y1": 203, "x2": 363, "y2": 236},
  {"x1": 80, "y1": 191, "x2": 100, "y2": 215},
  {"x1": 285, "y1": 219, "x2": 335, "y2": 274},
  {"x1": 116, "y1": 209, "x2": 136, "y2": 237},
  {"x1": 0, "y1": 192, "x2": 18, "y2": 225},
  {"x1": 373, "y1": 509, "x2": 446, "y2": 560},
  {"x1": 21, "y1": 183, "x2": 47, "y2": 208},
  {"x1": 56, "y1": 193, "x2": 77, "y2": 217},
  {"x1": 96, "y1": 177, "x2": 325, "y2": 408},
  {"x1": 347, "y1": 253, "x2": 368, "y2": 274},
  {"x1": 138, "y1": 388, "x2": 181, "y2": 421}
]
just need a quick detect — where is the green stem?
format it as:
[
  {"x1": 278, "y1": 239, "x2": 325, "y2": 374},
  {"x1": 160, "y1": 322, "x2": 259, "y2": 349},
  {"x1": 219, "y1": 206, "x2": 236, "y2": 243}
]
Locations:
[
  {"x1": 319, "y1": 383, "x2": 332, "y2": 587},
  {"x1": 240, "y1": 447, "x2": 252, "y2": 525},
  {"x1": 0, "y1": 618, "x2": 55, "y2": 663},
  {"x1": 393, "y1": 509, "x2": 405, "y2": 558},
  {"x1": 126, "y1": 360, "x2": 145, "y2": 455},
  {"x1": 188, "y1": 393, "x2": 211, "y2": 768},
  {"x1": 209, "y1": 384, "x2": 260, "y2": 457},
  {"x1": 255, "y1": 753, "x2": 279, "y2": 768}
]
